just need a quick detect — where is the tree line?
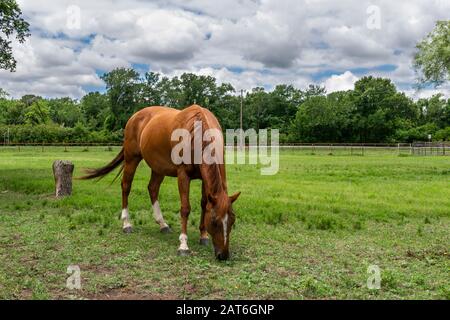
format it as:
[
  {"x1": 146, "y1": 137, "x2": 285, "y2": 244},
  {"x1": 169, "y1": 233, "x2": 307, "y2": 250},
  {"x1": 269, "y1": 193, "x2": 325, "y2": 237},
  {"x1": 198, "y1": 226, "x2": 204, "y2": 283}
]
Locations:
[{"x1": 0, "y1": 68, "x2": 449, "y2": 144}]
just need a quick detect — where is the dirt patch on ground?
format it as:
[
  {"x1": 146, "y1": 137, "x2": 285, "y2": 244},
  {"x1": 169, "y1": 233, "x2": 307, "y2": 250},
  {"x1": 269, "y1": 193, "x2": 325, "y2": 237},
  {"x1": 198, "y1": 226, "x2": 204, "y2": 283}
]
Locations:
[
  {"x1": 83, "y1": 288, "x2": 179, "y2": 300},
  {"x1": 406, "y1": 247, "x2": 449, "y2": 260}
]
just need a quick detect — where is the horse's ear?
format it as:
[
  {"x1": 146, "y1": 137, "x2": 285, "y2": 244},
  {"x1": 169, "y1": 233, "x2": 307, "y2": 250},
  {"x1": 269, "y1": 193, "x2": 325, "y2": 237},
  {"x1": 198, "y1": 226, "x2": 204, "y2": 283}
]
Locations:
[
  {"x1": 229, "y1": 191, "x2": 241, "y2": 203},
  {"x1": 208, "y1": 194, "x2": 217, "y2": 205}
]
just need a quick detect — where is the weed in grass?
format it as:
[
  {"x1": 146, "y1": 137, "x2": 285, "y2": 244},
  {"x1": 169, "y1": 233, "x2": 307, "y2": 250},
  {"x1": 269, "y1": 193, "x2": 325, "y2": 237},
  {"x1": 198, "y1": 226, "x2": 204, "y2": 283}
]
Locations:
[
  {"x1": 382, "y1": 270, "x2": 398, "y2": 290},
  {"x1": 300, "y1": 276, "x2": 331, "y2": 298},
  {"x1": 265, "y1": 211, "x2": 285, "y2": 225},
  {"x1": 438, "y1": 286, "x2": 450, "y2": 300},
  {"x1": 417, "y1": 225, "x2": 423, "y2": 236},
  {"x1": 353, "y1": 220, "x2": 364, "y2": 230},
  {"x1": 307, "y1": 214, "x2": 342, "y2": 231}
]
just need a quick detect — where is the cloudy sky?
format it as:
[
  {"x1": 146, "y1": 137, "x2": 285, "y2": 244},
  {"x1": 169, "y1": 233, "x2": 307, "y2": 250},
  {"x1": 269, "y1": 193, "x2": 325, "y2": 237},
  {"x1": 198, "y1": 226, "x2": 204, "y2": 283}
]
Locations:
[{"x1": 0, "y1": 0, "x2": 449, "y2": 99}]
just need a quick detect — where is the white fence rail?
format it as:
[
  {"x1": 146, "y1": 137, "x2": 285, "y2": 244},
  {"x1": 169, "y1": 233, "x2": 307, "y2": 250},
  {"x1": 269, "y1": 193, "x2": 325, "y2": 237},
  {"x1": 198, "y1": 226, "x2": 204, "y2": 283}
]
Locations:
[{"x1": 0, "y1": 142, "x2": 449, "y2": 156}]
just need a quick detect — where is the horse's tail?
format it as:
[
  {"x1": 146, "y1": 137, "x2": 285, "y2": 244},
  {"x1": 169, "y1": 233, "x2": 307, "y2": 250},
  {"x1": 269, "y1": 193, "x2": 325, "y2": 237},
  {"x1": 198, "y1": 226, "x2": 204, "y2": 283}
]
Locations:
[{"x1": 79, "y1": 147, "x2": 124, "y2": 181}]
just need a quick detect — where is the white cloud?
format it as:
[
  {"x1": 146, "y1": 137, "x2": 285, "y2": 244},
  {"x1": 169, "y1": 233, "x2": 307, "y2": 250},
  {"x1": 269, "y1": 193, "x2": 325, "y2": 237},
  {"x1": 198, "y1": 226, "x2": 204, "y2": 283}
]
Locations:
[
  {"x1": 323, "y1": 71, "x2": 359, "y2": 93},
  {"x1": 1, "y1": 0, "x2": 449, "y2": 98},
  {"x1": 403, "y1": 85, "x2": 450, "y2": 100}
]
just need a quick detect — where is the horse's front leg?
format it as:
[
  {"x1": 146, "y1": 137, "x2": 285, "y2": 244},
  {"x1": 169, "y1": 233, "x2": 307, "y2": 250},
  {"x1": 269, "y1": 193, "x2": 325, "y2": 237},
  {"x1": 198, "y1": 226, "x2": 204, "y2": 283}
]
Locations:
[
  {"x1": 199, "y1": 181, "x2": 209, "y2": 246},
  {"x1": 177, "y1": 168, "x2": 191, "y2": 256}
]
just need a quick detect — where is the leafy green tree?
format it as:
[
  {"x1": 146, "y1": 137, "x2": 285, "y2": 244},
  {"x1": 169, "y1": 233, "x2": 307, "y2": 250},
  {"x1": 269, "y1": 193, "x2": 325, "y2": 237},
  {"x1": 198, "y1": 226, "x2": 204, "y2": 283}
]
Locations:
[
  {"x1": 0, "y1": 88, "x2": 8, "y2": 99},
  {"x1": 268, "y1": 85, "x2": 303, "y2": 132},
  {"x1": 21, "y1": 94, "x2": 41, "y2": 106},
  {"x1": 291, "y1": 92, "x2": 354, "y2": 142},
  {"x1": 214, "y1": 93, "x2": 240, "y2": 129},
  {"x1": 395, "y1": 123, "x2": 439, "y2": 142},
  {"x1": 48, "y1": 97, "x2": 82, "y2": 127},
  {"x1": 0, "y1": 98, "x2": 25, "y2": 124},
  {"x1": 352, "y1": 77, "x2": 418, "y2": 142},
  {"x1": 24, "y1": 99, "x2": 50, "y2": 125},
  {"x1": 303, "y1": 84, "x2": 326, "y2": 99},
  {"x1": 245, "y1": 87, "x2": 272, "y2": 131},
  {"x1": 419, "y1": 94, "x2": 450, "y2": 128},
  {"x1": 434, "y1": 126, "x2": 450, "y2": 141},
  {"x1": 101, "y1": 68, "x2": 142, "y2": 130},
  {"x1": 142, "y1": 72, "x2": 163, "y2": 106},
  {"x1": 179, "y1": 73, "x2": 217, "y2": 108},
  {"x1": 0, "y1": 0, "x2": 30, "y2": 71},
  {"x1": 156, "y1": 75, "x2": 182, "y2": 107},
  {"x1": 80, "y1": 92, "x2": 109, "y2": 129},
  {"x1": 140, "y1": 71, "x2": 236, "y2": 128},
  {"x1": 414, "y1": 21, "x2": 450, "y2": 87}
]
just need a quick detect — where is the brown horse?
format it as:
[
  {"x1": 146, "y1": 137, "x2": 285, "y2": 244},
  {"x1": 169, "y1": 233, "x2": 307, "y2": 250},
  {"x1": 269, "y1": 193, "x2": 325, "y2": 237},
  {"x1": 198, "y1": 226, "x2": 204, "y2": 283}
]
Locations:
[{"x1": 81, "y1": 105, "x2": 240, "y2": 260}]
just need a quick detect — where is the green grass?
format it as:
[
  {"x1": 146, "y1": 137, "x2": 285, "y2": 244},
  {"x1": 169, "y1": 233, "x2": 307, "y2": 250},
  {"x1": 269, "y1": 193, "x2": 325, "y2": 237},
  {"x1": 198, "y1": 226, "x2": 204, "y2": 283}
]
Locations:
[{"x1": 0, "y1": 146, "x2": 449, "y2": 299}]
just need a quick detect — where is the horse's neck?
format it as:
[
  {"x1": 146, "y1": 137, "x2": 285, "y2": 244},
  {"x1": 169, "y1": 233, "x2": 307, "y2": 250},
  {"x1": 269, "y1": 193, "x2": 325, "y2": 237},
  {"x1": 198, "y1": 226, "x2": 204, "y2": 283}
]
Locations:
[{"x1": 200, "y1": 163, "x2": 227, "y2": 195}]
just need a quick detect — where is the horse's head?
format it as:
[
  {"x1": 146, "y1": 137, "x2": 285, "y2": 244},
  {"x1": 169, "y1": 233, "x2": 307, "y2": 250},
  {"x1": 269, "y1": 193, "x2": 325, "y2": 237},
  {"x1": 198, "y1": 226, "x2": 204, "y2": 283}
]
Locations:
[{"x1": 205, "y1": 191, "x2": 240, "y2": 260}]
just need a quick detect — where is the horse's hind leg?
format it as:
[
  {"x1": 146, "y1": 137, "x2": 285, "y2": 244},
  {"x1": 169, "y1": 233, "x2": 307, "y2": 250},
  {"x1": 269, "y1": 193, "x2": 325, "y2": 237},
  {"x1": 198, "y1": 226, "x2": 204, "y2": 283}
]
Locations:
[
  {"x1": 148, "y1": 172, "x2": 171, "y2": 233},
  {"x1": 121, "y1": 156, "x2": 141, "y2": 233},
  {"x1": 177, "y1": 168, "x2": 191, "y2": 256}
]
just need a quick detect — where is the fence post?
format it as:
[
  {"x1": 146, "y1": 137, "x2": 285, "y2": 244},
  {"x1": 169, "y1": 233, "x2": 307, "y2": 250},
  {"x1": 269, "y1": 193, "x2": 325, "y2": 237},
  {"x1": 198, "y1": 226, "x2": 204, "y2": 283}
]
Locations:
[{"x1": 409, "y1": 143, "x2": 412, "y2": 155}]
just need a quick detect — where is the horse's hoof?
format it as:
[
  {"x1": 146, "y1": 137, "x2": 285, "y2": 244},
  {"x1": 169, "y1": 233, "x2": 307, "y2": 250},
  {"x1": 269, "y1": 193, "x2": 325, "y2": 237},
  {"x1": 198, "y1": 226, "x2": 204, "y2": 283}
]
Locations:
[
  {"x1": 199, "y1": 238, "x2": 209, "y2": 246},
  {"x1": 122, "y1": 226, "x2": 133, "y2": 234},
  {"x1": 160, "y1": 226, "x2": 172, "y2": 234},
  {"x1": 177, "y1": 249, "x2": 190, "y2": 256}
]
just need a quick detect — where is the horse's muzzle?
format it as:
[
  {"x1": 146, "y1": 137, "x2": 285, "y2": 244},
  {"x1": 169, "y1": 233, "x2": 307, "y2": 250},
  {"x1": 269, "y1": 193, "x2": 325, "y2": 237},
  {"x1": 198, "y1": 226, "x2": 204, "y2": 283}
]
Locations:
[
  {"x1": 215, "y1": 249, "x2": 229, "y2": 261},
  {"x1": 216, "y1": 252, "x2": 229, "y2": 260}
]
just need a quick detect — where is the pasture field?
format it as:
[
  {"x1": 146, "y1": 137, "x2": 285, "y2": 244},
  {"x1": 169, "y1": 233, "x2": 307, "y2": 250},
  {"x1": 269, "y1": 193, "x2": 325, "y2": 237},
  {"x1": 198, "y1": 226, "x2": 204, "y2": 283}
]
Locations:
[{"x1": 0, "y1": 147, "x2": 449, "y2": 299}]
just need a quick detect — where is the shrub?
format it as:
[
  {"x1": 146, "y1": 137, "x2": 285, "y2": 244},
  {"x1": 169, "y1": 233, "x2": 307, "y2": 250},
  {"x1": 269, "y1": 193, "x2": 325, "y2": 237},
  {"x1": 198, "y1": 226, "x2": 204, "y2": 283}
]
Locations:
[
  {"x1": 0, "y1": 124, "x2": 123, "y2": 144},
  {"x1": 434, "y1": 127, "x2": 450, "y2": 141}
]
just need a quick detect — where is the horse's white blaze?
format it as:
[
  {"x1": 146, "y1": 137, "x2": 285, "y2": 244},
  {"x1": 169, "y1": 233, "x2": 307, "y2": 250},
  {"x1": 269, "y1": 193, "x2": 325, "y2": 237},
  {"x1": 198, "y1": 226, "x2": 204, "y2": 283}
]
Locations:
[
  {"x1": 121, "y1": 208, "x2": 132, "y2": 228},
  {"x1": 152, "y1": 201, "x2": 168, "y2": 229},
  {"x1": 179, "y1": 233, "x2": 189, "y2": 251},
  {"x1": 222, "y1": 214, "x2": 228, "y2": 245}
]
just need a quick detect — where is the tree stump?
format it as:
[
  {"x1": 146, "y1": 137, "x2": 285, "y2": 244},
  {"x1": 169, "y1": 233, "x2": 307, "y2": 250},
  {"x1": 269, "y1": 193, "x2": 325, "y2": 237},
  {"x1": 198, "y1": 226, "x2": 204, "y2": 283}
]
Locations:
[{"x1": 52, "y1": 160, "x2": 74, "y2": 197}]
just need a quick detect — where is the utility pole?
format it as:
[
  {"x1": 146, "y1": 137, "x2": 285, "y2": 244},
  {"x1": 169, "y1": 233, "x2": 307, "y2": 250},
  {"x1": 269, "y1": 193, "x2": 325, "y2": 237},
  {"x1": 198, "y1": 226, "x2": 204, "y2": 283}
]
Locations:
[{"x1": 240, "y1": 89, "x2": 244, "y2": 151}]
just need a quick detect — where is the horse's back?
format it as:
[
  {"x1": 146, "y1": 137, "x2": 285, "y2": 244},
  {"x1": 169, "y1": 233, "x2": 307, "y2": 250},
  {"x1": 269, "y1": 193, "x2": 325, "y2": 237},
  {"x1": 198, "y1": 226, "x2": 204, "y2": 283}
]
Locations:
[{"x1": 124, "y1": 105, "x2": 222, "y2": 176}]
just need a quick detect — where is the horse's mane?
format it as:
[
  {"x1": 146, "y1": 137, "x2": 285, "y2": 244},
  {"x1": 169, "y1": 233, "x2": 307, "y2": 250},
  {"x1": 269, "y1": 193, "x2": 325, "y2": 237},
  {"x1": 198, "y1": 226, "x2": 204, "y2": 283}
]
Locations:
[{"x1": 182, "y1": 106, "x2": 226, "y2": 196}]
